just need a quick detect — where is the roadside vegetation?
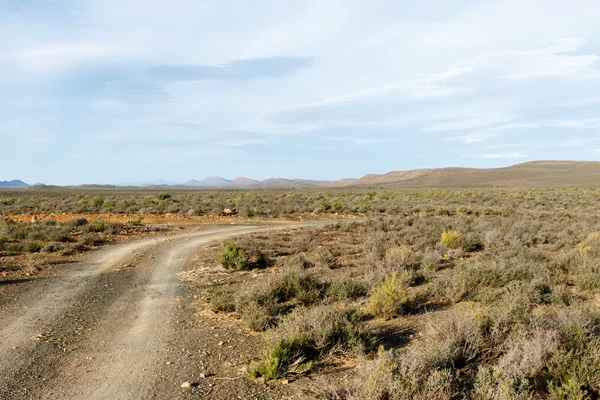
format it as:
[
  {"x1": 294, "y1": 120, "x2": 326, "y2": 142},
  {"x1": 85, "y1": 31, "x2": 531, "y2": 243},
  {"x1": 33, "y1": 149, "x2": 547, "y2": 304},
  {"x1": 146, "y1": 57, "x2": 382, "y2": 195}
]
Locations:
[
  {"x1": 199, "y1": 189, "x2": 600, "y2": 399},
  {"x1": 0, "y1": 216, "x2": 167, "y2": 275}
]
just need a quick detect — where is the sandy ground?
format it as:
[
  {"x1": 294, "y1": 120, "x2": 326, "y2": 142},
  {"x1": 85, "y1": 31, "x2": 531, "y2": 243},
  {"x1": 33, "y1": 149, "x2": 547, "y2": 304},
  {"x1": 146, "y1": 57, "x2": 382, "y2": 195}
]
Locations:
[{"x1": 0, "y1": 223, "x2": 316, "y2": 400}]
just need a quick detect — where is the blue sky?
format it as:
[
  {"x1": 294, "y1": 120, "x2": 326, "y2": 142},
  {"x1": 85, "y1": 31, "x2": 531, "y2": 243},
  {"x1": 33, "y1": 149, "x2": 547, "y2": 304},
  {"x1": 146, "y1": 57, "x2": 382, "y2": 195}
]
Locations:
[{"x1": 2, "y1": 0, "x2": 600, "y2": 185}]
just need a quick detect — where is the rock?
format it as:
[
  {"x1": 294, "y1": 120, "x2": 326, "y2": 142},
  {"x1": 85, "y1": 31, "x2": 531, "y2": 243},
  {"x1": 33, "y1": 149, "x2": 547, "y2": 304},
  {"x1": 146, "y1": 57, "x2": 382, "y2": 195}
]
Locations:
[
  {"x1": 199, "y1": 373, "x2": 206, "y2": 379},
  {"x1": 181, "y1": 381, "x2": 191, "y2": 389}
]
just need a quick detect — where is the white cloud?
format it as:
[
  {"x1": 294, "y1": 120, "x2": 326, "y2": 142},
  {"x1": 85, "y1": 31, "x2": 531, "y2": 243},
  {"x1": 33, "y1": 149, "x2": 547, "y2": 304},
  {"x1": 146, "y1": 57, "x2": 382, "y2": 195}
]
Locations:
[
  {"x1": 19, "y1": 43, "x2": 118, "y2": 71},
  {"x1": 484, "y1": 153, "x2": 527, "y2": 159},
  {"x1": 451, "y1": 133, "x2": 499, "y2": 143}
]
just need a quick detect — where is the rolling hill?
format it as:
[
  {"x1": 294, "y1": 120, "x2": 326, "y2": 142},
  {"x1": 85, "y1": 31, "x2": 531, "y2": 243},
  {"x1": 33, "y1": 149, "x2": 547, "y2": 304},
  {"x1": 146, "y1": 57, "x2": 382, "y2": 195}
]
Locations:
[{"x1": 352, "y1": 161, "x2": 600, "y2": 188}]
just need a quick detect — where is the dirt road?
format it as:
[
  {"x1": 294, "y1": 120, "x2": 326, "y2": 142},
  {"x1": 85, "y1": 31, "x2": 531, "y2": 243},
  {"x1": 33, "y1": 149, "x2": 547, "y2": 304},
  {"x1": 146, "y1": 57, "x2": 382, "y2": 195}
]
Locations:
[{"x1": 0, "y1": 224, "x2": 309, "y2": 399}]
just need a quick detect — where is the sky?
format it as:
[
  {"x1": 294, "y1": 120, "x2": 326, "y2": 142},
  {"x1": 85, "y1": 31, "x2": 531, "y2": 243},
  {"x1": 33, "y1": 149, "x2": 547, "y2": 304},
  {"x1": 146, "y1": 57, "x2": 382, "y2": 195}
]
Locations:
[{"x1": 2, "y1": 0, "x2": 600, "y2": 185}]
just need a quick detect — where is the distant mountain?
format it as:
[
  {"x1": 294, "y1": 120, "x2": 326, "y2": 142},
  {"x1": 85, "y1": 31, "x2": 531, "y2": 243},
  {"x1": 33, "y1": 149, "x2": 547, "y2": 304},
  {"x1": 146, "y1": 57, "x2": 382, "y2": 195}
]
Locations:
[
  {"x1": 185, "y1": 176, "x2": 231, "y2": 187},
  {"x1": 225, "y1": 177, "x2": 259, "y2": 188},
  {"x1": 146, "y1": 179, "x2": 182, "y2": 186},
  {"x1": 252, "y1": 178, "x2": 330, "y2": 188},
  {"x1": 0, "y1": 180, "x2": 29, "y2": 188}
]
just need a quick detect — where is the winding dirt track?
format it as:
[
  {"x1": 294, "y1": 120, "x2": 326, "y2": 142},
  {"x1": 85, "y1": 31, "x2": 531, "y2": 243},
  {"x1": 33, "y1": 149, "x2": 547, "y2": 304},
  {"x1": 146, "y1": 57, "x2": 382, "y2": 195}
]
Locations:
[{"x1": 0, "y1": 223, "x2": 309, "y2": 399}]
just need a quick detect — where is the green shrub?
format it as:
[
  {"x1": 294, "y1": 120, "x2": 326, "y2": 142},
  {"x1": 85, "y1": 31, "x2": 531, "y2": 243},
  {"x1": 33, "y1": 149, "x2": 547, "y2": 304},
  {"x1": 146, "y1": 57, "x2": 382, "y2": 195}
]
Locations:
[
  {"x1": 126, "y1": 215, "x2": 144, "y2": 226},
  {"x1": 247, "y1": 307, "x2": 371, "y2": 380},
  {"x1": 92, "y1": 195, "x2": 105, "y2": 207},
  {"x1": 157, "y1": 192, "x2": 172, "y2": 201},
  {"x1": 21, "y1": 241, "x2": 42, "y2": 253},
  {"x1": 441, "y1": 231, "x2": 462, "y2": 249},
  {"x1": 219, "y1": 241, "x2": 268, "y2": 270},
  {"x1": 85, "y1": 219, "x2": 106, "y2": 233},
  {"x1": 64, "y1": 218, "x2": 88, "y2": 228},
  {"x1": 366, "y1": 271, "x2": 410, "y2": 319},
  {"x1": 219, "y1": 242, "x2": 250, "y2": 270}
]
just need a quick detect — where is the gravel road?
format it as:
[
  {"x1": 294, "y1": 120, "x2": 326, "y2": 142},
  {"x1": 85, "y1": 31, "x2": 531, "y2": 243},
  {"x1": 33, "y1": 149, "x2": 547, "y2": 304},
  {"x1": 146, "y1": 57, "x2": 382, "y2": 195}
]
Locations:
[{"x1": 0, "y1": 223, "x2": 310, "y2": 399}]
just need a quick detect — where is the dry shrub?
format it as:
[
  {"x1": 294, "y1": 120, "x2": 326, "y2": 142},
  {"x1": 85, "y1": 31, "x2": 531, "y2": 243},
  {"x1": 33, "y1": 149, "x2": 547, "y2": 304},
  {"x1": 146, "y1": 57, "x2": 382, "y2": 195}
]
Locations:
[
  {"x1": 384, "y1": 245, "x2": 422, "y2": 270},
  {"x1": 473, "y1": 329, "x2": 560, "y2": 399},
  {"x1": 247, "y1": 306, "x2": 371, "y2": 380},
  {"x1": 234, "y1": 265, "x2": 325, "y2": 331},
  {"x1": 441, "y1": 231, "x2": 462, "y2": 249},
  {"x1": 366, "y1": 271, "x2": 410, "y2": 319},
  {"x1": 412, "y1": 312, "x2": 484, "y2": 371},
  {"x1": 326, "y1": 278, "x2": 368, "y2": 303}
]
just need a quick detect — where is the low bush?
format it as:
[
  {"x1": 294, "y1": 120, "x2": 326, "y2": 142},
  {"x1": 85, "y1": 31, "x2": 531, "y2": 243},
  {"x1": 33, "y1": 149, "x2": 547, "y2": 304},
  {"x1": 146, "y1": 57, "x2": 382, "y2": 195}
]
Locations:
[
  {"x1": 219, "y1": 242, "x2": 250, "y2": 270},
  {"x1": 313, "y1": 247, "x2": 337, "y2": 269},
  {"x1": 441, "y1": 230, "x2": 462, "y2": 249},
  {"x1": 366, "y1": 271, "x2": 410, "y2": 319},
  {"x1": 231, "y1": 266, "x2": 325, "y2": 331},
  {"x1": 384, "y1": 245, "x2": 422, "y2": 270},
  {"x1": 247, "y1": 306, "x2": 372, "y2": 380},
  {"x1": 78, "y1": 234, "x2": 106, "y2": 247},
  {"x1": 64, "y1": 218, "x2": 88, "y2": 228},
  {"x1": 326, "y1": 278, "x2": 368, "y2": 302},
  {"x1": 219, "y1": 241, "x2": 268, "y2": 270},
  {"x1": 157, "y1": 192, "x2": 172, "y2": 201},
  {"x1": 207, "y1": 285, "x2": 237, "y2": 313}
]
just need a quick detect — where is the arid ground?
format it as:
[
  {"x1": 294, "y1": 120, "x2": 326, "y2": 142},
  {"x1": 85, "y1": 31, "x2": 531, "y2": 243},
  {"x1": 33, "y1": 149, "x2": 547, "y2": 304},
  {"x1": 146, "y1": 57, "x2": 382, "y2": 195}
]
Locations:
[{"x1": 3, "y1": 187, "x2": 600, "y2": 399}]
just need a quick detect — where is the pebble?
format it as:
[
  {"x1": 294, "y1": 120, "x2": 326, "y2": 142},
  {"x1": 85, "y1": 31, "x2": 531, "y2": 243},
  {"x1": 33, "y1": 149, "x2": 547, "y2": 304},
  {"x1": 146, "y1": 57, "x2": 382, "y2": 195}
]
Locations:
[
  {"x1": 181, "y1": 382, "x2": 191, "y2": 389},
  {"x1": 199, "y1": 373, "x2": 206, "y2": 379}
]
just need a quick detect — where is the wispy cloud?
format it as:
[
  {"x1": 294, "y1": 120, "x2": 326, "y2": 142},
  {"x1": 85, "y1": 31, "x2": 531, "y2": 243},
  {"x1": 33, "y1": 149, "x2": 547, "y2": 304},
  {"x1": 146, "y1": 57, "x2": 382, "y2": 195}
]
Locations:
[
  {"x1": 484, "y1": 153, "x2": 527, "y2": 159},
  {"x1": 19, "y1": 43, "x2": 119, "y2": 71},
  {"x1": 146, "y1": 57, "x2": 314, "y2": 82},
  {"x1": 323, "y1": 136, "x2": 388, "y2": 146},
  {"x1": 450, "y1": 133, "x2": 499, "y2": 144},
  {"x1": 218, "y1": 139, "x2": 266, "y2": 147}
]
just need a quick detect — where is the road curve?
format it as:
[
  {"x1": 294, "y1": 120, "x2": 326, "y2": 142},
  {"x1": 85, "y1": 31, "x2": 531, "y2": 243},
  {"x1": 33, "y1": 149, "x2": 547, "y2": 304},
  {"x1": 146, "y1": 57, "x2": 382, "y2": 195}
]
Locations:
[{"x1": 0, "y1": 223, "x2": 312, "y2": 399}]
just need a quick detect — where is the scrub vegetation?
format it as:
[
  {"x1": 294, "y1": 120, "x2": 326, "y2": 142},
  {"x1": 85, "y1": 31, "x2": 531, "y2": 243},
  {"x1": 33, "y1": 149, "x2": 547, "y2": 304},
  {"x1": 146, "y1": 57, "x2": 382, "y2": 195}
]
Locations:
[{"x1": 198, "y1": 188, "x2": 600, "y2": 399}]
